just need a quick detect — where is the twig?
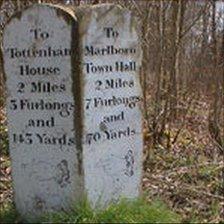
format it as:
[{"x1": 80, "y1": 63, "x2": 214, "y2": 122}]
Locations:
[{"x1": 148, "y1": 176, "x2": 224, "y2": 201}]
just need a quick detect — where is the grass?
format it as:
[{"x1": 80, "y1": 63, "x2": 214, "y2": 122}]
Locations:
[
  {"x1": 0, "y1": 198, "x2": 181, "y2": 223},
  {"x1": 0, "y1": 203, "x2": 20, "y2": 223}
]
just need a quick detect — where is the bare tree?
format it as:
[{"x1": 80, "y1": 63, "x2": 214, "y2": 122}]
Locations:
[{"x1": 208, "y1": 0, "x2": 223, "y2": 153}]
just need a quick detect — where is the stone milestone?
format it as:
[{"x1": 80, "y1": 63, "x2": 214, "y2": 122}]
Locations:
[
  {"x1": 77, "y1": 4, "x2": 143, "y2": 206},
  {"x1": 2, "y1": 4, "x2": 83, "y2": 218}
]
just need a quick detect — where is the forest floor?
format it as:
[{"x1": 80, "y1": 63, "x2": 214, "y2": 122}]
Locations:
[
  {"x1": 143, "y1": 94, "x2": 224, "y2": 223},
  {"x1": 0, "y1": 95, "x2": 223, "y2": 223}
]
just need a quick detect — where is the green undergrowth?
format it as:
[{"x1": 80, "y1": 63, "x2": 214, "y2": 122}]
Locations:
[
  {"x1": 0, "y1": 203, "x2": 20, "y2": 223},
  {"x1": 0, "y1": 122, "x2": 9, "y2": 156},
  {"x1": 1, "y1": 198, "x2": 181, "y2": 223}
]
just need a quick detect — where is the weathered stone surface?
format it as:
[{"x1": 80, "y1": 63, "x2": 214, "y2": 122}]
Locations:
[
  {"x1": 77, "y1": 4, "x2": 143, "y2": 207},
  {"x1": 2, "y1": 4, "x2": 83, "y2": 218}
]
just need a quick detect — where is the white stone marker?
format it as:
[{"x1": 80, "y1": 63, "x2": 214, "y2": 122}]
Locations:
[
  {"x1": 2, "y1": 4, "x2": 83, "y2": 218},
  {"x1": 77, "y1": 4, "x2": 143, "y2": 206}
]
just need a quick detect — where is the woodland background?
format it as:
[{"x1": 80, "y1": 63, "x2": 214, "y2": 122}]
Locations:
[{"x1": 0, "y1": 0, "x2": 223, "y2": 223}]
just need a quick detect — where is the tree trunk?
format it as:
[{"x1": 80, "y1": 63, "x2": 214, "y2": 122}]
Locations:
[
  {"x1": 208, "y1": 0, "x2": 223, "y2": 154},
  {"x1": 176, "y1": 0, "x2": 186, "y2": 97},
  {"x1": 169, "y1": 0, "x2": 179, "y2": 120}
]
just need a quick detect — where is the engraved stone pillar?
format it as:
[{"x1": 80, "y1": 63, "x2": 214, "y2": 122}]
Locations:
[
  {"x1": 2, "y1": 4, "x2": 83, "y2": 219},
  {"x1": 76, "y1": 4, "x2": 143, "y2": 207}
]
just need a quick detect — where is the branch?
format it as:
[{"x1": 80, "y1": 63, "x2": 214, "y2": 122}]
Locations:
[{"x1": 180, "y1": 2, "x2": 210, "y2": 40}]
